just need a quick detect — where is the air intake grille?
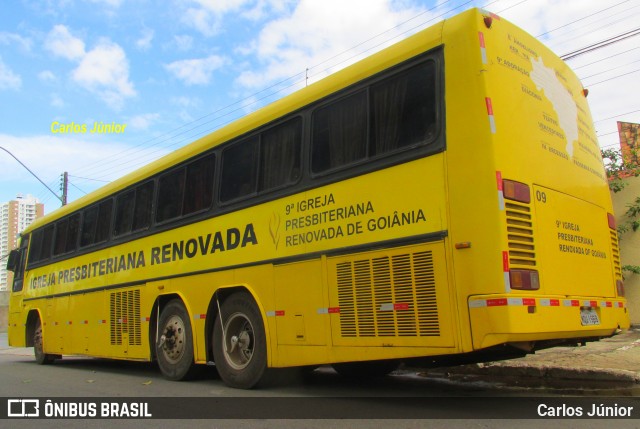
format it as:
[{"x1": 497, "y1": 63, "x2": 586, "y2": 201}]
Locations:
[
  {"x1": 610, "y1": 229, "x2": 623, "y2": 279},
  {"x1": 336, "y1": 251, "x2": 439, "y2": 338},
  {"x1": 110, "y1": 289, "x2": 141, "y2": 346},
  {"x1": 505, "y1": 202, "x2": 536, "y2": 267}
]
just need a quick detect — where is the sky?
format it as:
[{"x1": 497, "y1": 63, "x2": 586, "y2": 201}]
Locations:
[{"x1": 1, "y1": 0, "x2": 639, "y2": 212}]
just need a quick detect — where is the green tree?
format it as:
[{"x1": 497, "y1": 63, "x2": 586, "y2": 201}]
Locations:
[{"x1": 601, "y1": 146, "x2": 640, "y2": 276}]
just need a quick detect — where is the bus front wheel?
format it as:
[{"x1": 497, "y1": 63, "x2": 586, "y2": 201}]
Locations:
[
  {"x1": 156, "y1": 299, "x2": 197, "y2": 381},
  {"x1": 34, "y1": 318, "x2": 57, "y2": 365},
  {"x1": 212, "y1": 292, "x2": 268, "y2": 389}
]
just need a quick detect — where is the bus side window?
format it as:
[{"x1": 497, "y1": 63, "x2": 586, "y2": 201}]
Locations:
[
  {"x1": 132, "y1": 181, "x2": 154, "y2": 231},
  {"x1": 312, "y1": 90, "x2": 367, "y2": 173},
  {"x1": 156, "y1": 168, "x2": 186, "y2": 223},
  {"x1": 220, "y1": 136, "x2": 259, "y2": 203},
  {"x1": 183, "y1": 154, "x2": 215, "y2": 215},
  {"x1": 11, "y1": 236, "x2": 29, "y2": 292},
  {"x1": 114, "y1": 189, "x2": 136, "y2": 236},
  {"x1": 259, "y1": 118, "x2": 302, "y2": 191},
  {"x1": 370, "y1": 61, "x2": 437, "y2": 156},
  {"x1": 80, "y1": 199, "x2": 113, "y2": 247}
]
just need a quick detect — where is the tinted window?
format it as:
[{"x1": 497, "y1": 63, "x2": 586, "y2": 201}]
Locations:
[
  {"x1": 132, "y1": 181, "x2": 154, "y2": 231},
  {"x1": 371, "y1": 61, "x2": 437, "y2": 156},
  {"x1": 220, "y1": 136, "x2": 259, "y2": 202},
  {"x1": 156, "y1": 168, "x2": 186, "y2": 222},
  {"x1": 40, "y1": 224, "x2": 54, "y2": 261},
  {"x1": 53, "y1": 218, "x2": 69, "y2": 256},
  {"x1": 80, "y1": 200, "x2": 113, "y2": 247},
  {"x1": 312, "y1": 91, "x2": 367, "y2": 173},
  {"x1": 28, "y1": 229, "x2": 43, "y2": 263},
  {"x1": 114, "y1": 189, "x2": 135, "y2": 236},
  {"x1": 183, "y1": 154, "x2": 215, "y2": 215},
  {"x1": 66, "y1": 213, "x2": 80, "y2": 253},
  {"x1": 260, "y1": 118, "x2": 302, "y2": 191}
]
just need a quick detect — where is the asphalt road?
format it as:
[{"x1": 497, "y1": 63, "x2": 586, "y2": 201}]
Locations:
[{"x1": 0, "y1": 333, "x2": 638, "y2": 428}]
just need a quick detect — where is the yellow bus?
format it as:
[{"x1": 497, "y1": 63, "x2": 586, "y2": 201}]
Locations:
[{"x1": 7, "y1": 8, "x2": 629, "y2": 389}]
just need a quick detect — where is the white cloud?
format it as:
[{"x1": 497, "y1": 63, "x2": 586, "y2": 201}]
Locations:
[
  {"x1": 180, "y1": 0, "x2": 280, "y2": 36},
  {"x1": 71, "y1": 39, "x2": 136, "y2": 109},
  {"x1": 50, "y1": 93, "x2": 65, "y2": 108},
  {"x1": 44, "y1": 25, "x2": 86, "y2": 61},
  {"x1": 87, "y1": 0, "x2": 123, "y2": 7},
  {"x1": 0, "y1": 57, "x2": 21, "y2": 90},
  {"x1": 174, "y1": 35, "x2": 193, "y2": 51},
  {"x1": 129, "y1": 113, "x2": 160, "y2": 130},
  {"x1": 136, "y1": 28, "x2": 154, "y2": 51},
  {"x1": 235, "y1": 0, "x2": 425, "y2": 90},
  {"x1": 0, "y1": 32, "x2": 33, "y2": 52},
  {"x1": 165, "y1": 54, "x2": 227, "y2": 85},
  {"x1": 38, "y1": 70, "x2": 57, "y2": 82}
]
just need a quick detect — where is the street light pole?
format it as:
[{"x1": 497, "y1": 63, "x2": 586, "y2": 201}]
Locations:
[{"x1": 0, "y1": 146, "x2": 64, "y2": 205}]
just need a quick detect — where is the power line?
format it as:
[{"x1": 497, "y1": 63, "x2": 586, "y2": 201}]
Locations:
[
  {"x1": 536, "y1": 0, "x2": 633, "y2": 38},
  {"x1": 572, "y1": 46, "x2": 640, "y2": 70},
  {"x1": 589, "y1": 68, "x2": 640, "y2": 86},
  {"x1": 560, "y1": 27, "x2": 640, "y2": 60},
  {"x1": 581, "y1": 58, "x2": 640, "y2": 79},
  {"x1": 594, "y1": 109, "x2": 640, "y2": 123}
]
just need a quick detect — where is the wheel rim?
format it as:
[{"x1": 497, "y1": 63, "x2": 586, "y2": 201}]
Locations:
[
  {"x1": 160, "y1": 315, "x2": 186, "y2": 364},
  {"x1": 223, "y1": 312, "x2": 255, "y2": 370}
]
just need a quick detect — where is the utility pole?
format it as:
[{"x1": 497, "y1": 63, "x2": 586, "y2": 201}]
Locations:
[{"x1": 60, "y1": 171, "x2": 68, "y2": 206}]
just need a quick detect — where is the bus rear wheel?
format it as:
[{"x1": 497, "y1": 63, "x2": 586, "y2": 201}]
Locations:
[
  {"x1": 34, "y1": 318, "x2": 56, "y2": 365},
  {"x1": 156, "y1": 299, "x2": 198, "y2": 381},
  {"x1": 212, "y1": 292, "x2": 268, "y2": 389}
]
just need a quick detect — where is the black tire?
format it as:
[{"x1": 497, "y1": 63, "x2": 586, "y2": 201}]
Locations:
[
  {"x1": 212, "y1": 292, "x2": 268, "y2": 389},
  {"x1": 332, "y1": 360, "x2": 399, "y2": 378},
  {"x1": 156, "y1": 299, "x2": 198, "y2": 381},
  {"x1": 33, "y1": 318, "x2": 56, "y2": 365}
]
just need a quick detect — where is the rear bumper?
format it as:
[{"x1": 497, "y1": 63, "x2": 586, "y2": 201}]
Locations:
[{"x1": 468, "y1": 294, "x2": 630, "y2": 350}]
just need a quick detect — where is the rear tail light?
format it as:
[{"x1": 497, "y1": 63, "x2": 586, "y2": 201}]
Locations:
[
  {"x1": 503, "y1": 180, "x2": 530, "y2": 203},
  {"x1": 510, "y1": 269, "x2": 540, "y2": 290},
  {"x1": 617, "y1": 279, "x2": 625, "y2": 297},
  {"x1": 607, "y1": 212, "x2": 616, "y2": 230}
]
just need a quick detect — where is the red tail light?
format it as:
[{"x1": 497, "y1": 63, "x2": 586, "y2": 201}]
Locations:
[
  {"x1": 503, "y1": 180, "x2": 530, "y2": 203},
  {"x1": 607, "y1": 212, "x2": 616, "y2": 230},
  {"x1": 510, "y1": 269, "x2": 540, "y2": 290}
]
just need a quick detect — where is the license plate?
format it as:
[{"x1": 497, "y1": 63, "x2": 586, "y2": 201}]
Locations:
[{"x1": 580, "y1": 308, "x2": 600, "y2": 326}]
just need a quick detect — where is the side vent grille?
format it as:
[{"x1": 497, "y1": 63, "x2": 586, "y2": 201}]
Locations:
[
  {"x1": 336, "y1": 251, "x2": 439, "y2": 338},
  {"x1": 610, "y1": 229, "x2": 623, "y2": 279},
  {"x1": 505, "y1": 202, "x2": 537, "y2": 267},
  {"x1": 110, "y1": 289, "x2": 141, "y2": 346}
]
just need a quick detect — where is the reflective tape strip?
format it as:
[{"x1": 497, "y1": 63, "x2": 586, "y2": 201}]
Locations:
[
  {"x1": 502, "y1": 250, "x2": 510, "y2": 292},
  {"x1": 98, "y1": 320, "x2": 107, "y2": 324},
  {"x1": 317, "y1": 307, "x2": 341, "y2": 314},
  {"x1": 478, "y1": 32, "x2": 487, "y2": 64},
  {"x1": 193, "y1": 314, "x2": 206, "y2": 320},
  {"x1": 486, "y1": 97, "x2": 496, "y2": 133},
  {"x1": 472, "y1": 298, "x2": 625, "y2": 309},
  {"x1": 266, "y1": 310, "x2": 285, "y2": 317},
  {"x1": 82, "y1": 320, "x2": 89, "y2": 325},
  {"x1": 67, "y1": 321, "x2": 72, "y2": 325},
  {"x1": 380, "y1": 303, "x2": 410, "y2": 312},
  {"x1": 496, "y1": 171, "x2": 505, "y2": 211},
  {"x1": 141, "y1": 317, "x2": 151, "y2": 322}
]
